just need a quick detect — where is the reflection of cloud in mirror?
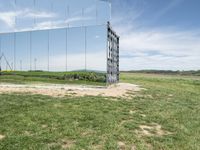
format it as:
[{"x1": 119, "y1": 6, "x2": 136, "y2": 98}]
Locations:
[
  {"x1": 0, "y1": 0, "x2": 111, "y2": 33},
  {"x1": 0, "y1": 9, "x2": 56, "y2": 28}
]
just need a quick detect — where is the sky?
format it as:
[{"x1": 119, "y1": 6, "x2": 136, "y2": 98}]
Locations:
[
  {"x1": 111, "y1": 0, "x2": 200, "y2": 71},
  {"x1": 0, "y1": 0, "x2": 200, "y2": 71}
]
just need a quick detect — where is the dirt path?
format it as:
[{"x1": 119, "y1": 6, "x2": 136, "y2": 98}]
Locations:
[{"x1": 0, "y1": 83, "x2": 141, "y2": 98}]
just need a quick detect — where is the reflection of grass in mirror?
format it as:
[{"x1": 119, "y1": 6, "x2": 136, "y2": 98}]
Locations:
[{"x1": 0, "y1": 71, "x2": 106, "y2": 85}]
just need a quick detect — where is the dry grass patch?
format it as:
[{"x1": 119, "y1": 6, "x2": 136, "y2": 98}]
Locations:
[
  {"x1": 41, "y1": 124, "x2": 48, "y2": 128},
  {"x1": 54, "y1": 104, "x2": 63, "y2": 108},
  {"x1": 61, "y1": 139, "x2": 75, "y2": 149},
  {"x1": 117, "y1": 141, "x2": 126, "y2": 150},
  {"x1": 137, "y1": 123, "x2": 172, "y2": 137},
  {"x1": 91, "y1": 144, "x2": 103, "y2": 150},
  {"x1": 24, "y1": 131, "x2": 33, "y2": 136},
  {"x1": 81, "y1": 129, "x2": 95, "y2": 136},
  {"x1": 129, "y1": 110, "x2": 137, "y2": 115},
  {"x1": 0, "y1": 134, "x2": 5, "y2": 140},
  {"x1": 117, "y1": 141, "x2": 137, "y2": 150},
  {"x1": 131, "y1": 145, "x2": 136, "y2": 150}
]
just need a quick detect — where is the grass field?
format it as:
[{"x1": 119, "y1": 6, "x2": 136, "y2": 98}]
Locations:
[{"x1": 0, "y1": 73, "x2": 200, "y2": 150}]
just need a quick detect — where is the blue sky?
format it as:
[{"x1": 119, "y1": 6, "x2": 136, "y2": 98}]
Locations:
[
  {"x1": 111, "y1": 0, "x2": 200, "y2": 70},
  {"x1": 0, "y1": 0, "x2": 199, "y2": 71}
]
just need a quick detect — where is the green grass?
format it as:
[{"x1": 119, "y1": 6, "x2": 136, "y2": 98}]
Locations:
[{"x1": 0, "y1": 73, "x2": 200, "y2": 149}]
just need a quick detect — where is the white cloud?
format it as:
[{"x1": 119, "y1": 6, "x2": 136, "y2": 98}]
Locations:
[
  {"x1": 113, "y1": 21, "x2": 200, "y2": 71},
  {"x1": 120, "y1": 29, "x2": 200, "y2": 56}
]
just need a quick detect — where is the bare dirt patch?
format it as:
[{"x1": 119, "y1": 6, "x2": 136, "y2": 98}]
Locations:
[
  {"x1": 131, "y1": 145, "x2": 136, "y2": 150},
  {"x1": 0, "y1": 83, "x2": 141, "y2": 98},
  {"x1": 129, "y1": 110, "x2": 137, "y2": 115},
  {"x1": 41, "y1": 124, "x2": 48, "y2": 128},
  {"x1": 24, "y1": 131, "x2": 33, "y2": 136},
  {"x1": 61, "y1": 139, "x2": 75, "y2": 149},
  {"x1": 0, "y1": 134, "x2": 5, "y2": 140},
  {"x1": 54, "y1": 104, "x2": 63, "y2": 108},
  {"x1": 137, "y1": 123, "x2": 172, "y2": 137},
  {"x1": 118, "y1": 141, "x2": 126, "y2": 150},
  {"x1": 81, "y1": 129, "x2": 95, "y2": 136},
  {"x1": 92, "y1": 144, "x2": 103, "y2": 150}
]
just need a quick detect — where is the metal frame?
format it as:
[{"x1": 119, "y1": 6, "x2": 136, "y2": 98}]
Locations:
[{"x1": 107, "y1": 22, "x2": 119, "y2": 84}]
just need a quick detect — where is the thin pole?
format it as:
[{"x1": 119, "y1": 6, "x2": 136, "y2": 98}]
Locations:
[
  {"x1": 31, "y1": 0, "x2": 35, "y2": 70},
  {"x1": 47, "y1": 0, "x2": 53, "y2": 71},
  {"x1": 20, "y1": 60, "x2": 22, "y2": 71},
  {"x1": 14, "y1": 0, "x2": 17, "y2": 71},
  {"x1": 34, "y1": 58, "x2": 37, "y2": 71},
  {"x1": 66, "y1": 28, "x2": 68, "y2": 72},
  {"x1": 47, "y1": 30, "x2": 50, "y2": 71},
  {"x1": 30, "y1": 31, "x2": 32, "y2": 71},
  {"x1": 0, "y1": 35, "x2": 1, "y2": 69},
  {"x1": 84, "y1": 26, "x2": 87, "y2": 85},
  {"x1": 65, "y1": 5, "x2": 68, "y2": 72},
  {"x1": 14, "y1": 33, "x2": 16, "y2": 71}
]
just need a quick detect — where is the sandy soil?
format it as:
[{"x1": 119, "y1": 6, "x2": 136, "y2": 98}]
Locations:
[
  {"x1": 0, "y1": 83, "x2": 141, "y2": 98},
  {"x1": 0, "y1": 134, "x2": 5, "y2": 140}
]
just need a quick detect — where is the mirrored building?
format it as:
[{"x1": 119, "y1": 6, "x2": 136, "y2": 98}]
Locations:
[{"x1": 0, "y1": 0, "x2": 119, "y2": 83}]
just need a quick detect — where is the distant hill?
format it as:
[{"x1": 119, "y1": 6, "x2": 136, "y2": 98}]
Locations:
[{"x1": 121, "y1": 70, "x2": 200, "y2": 76}]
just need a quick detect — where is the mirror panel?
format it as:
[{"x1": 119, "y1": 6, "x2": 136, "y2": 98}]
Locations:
[
  {"x1": 31, "y1": 30, "x2": 48, "y2": 71},
  {"x1": 86, "y1": 25, "x2": 107, "y2": 72},
  {"x1": 49, "y1": 28, "x2": 66, "y2": 71},
  {"x1": 0, "y1": 33, "x2": 14, "y2": 70},
  {"x1": 67, "y1": 27, "x2": 85, "y2": 71},
  {"x1": 16, "y1": 31, "x2": 30, "y2": 71}
]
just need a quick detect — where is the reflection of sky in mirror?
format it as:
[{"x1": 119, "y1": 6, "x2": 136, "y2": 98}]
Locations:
[
  {"x1": 0, "y1": 25, "x2": 107, "y2": 72},
  {"x1": 0, "y1": 0, "x2": 111, "y2": 33}
]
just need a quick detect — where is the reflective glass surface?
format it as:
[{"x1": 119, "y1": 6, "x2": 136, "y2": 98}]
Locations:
[
  {"x1": 0, "y1": 0, "x2": 111, "y2": 33},
  {"x1": 0, "y1": 25, "x2": 107, "y2": 72}
]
